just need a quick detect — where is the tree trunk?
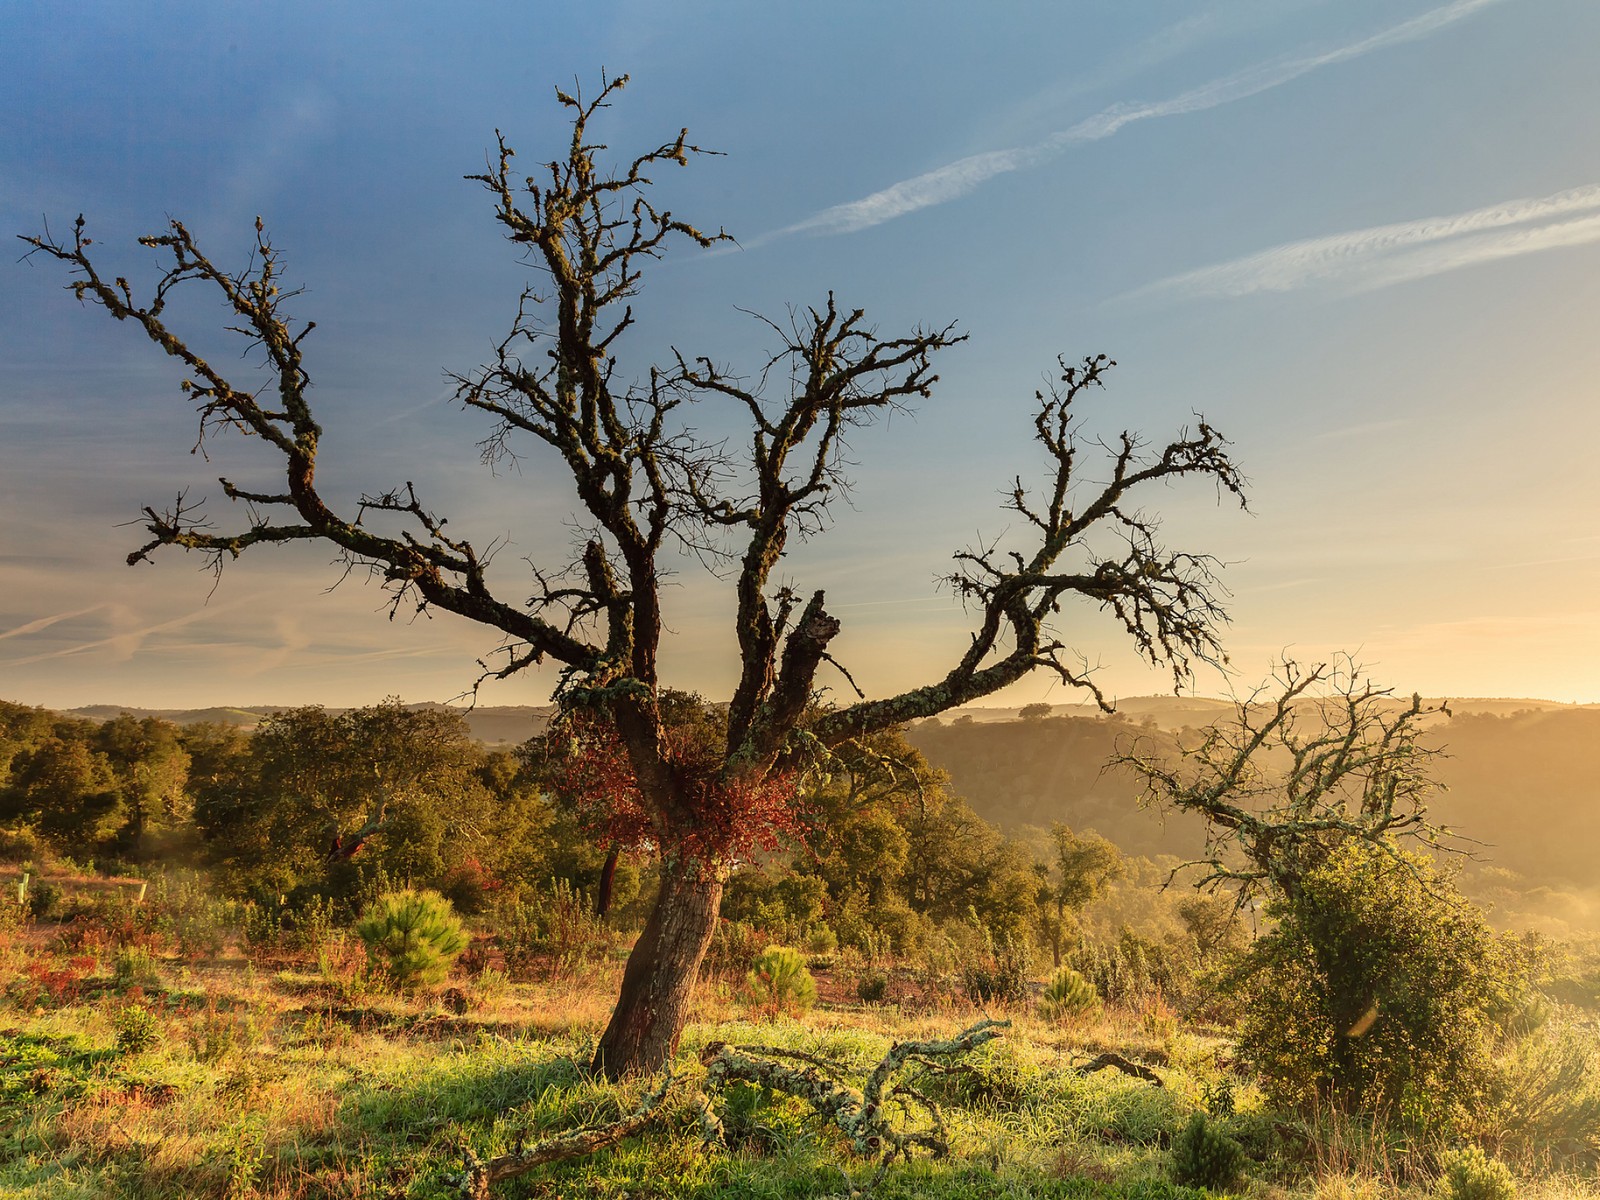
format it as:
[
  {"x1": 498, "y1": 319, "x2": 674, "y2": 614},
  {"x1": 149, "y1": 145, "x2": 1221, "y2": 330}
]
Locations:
[
  {"x1": 591, "y1": 864, "x2": 723, "y2": 1080},
  {"x1": 595, "y1": 848, "x2": 619, "y2": 918}
]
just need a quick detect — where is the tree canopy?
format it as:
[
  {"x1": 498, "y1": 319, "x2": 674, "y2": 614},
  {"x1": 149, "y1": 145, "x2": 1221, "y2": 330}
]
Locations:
[{"x1": 23, "y1": 74, "x2": 1246, "y2": 1077}]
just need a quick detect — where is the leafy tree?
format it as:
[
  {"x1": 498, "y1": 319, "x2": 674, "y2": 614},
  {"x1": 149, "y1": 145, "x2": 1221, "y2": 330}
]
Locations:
[
  {"x1": 1122, "y1": 661, "x2": 1526, "y2": 1122},
  {"x1": 24, "y1": 75, "x2": 1245, "y2": 1077},
  {"x1": 1038, "y1": 823, "x2": 1124, "y2": 967},
  {"x1": 1239, "y1": 841, "x2": 1524, "y2": 1124},
  {"x1": 0, "y1": 701, "x2": 56, "y2": 785},
  {"x1": 1174, "y1": 892, "x2": 1245, "y2": 959},
  {"x1": 194, "y1": 700, "x2": 519, "y2": 903},
  {"x1": 1, "y1": 733, "x2": 123, "y2": 850},
  {"x1": 97, "y1": 714, "x2": 190, "y2": 851},
  {"x1": 1018, "y1": 702, "x2": 1053, "y2": 721}
]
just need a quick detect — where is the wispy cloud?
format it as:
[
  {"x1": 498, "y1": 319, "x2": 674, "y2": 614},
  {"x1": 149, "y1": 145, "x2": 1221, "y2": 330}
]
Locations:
[
  {"x1": 0, "y1": 604, "x2": 109, "y2": 642},
  {"x1": 763, "y1": 0, "x2": 1506, "y2": 242},
  {"x1": 0, "y1": 601, "x2": 246, "y2": 668},
  {"x1": 1311, "y1": 418, "x2": 1414, "y2": 443},
  {"x1": 1127, "y1": 184, "x2": 1600, "y2": 301}
]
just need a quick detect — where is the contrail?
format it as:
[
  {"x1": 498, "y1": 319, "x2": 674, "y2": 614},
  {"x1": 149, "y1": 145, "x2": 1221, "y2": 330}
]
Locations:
[
  {"x1": 765, "y1": 0, "x2": 1508, "y2": 242},
  {"x1": 1126, "y1": 184, "x2": 1600, "y2": 300},
  {"x1": 0, "y1": 601, "x2": 245, "y2": 667},
  {"x1": 0, "y1": 604, "x2": 108, "y2": 642}
]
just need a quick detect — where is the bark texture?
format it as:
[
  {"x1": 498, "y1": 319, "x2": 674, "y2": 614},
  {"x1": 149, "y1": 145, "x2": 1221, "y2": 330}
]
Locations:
[{"x1": 592, "y1": 864, "x2": 724, "y2": 1078}]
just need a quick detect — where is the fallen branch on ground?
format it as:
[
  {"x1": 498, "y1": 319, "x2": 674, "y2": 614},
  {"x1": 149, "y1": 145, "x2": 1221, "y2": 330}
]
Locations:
[
  {"x1": 1077, "y1": 1051, "x2": 1164, "y2": 1086},
  {"x1": 454, "y1": 1069, "x2": 677, "y2": 1199},
  {"x1": 699, "y1": 1018, "x2": 1010, "y2": 1162}
]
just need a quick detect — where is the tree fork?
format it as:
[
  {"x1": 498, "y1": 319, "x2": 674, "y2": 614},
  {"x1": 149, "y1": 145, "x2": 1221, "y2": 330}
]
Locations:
[{"x1": 26, "y1": 75, "x2": 1246, "y2": 1082}]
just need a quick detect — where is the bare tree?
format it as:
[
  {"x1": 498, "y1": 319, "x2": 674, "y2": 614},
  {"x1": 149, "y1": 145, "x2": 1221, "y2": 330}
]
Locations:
[
  {"x1": 1114, "y1": 658, "x2": 1454, "y2": 903},
  {"x1": 22, "y1": 74, "x2": 1245, "y2": 1079}
]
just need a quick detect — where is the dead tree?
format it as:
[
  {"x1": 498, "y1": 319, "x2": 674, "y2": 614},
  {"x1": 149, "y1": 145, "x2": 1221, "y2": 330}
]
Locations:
[
  {"x1": 22, "y1": 74, "x2": 1246, "y2": 1080},
  {"x1": 1114, "y1": 657, "x2": 1454, "y2": 903}
]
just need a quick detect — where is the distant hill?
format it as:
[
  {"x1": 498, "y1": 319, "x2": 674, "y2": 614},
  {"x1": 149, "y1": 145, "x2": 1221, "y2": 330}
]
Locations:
[
  {"x1": 945, "y1": 694, "x2": 1597, "y2": 732},
  {"x1": 910, "y1": 702, "x2": 1600, "y2": 935},
  {"x1": 61, "y1": 702, "x2": 555, "y2": 745}
]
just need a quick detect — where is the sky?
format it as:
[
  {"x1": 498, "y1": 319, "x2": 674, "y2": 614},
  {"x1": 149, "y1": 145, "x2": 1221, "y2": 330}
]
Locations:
[{"x1": 4, "y1": 0, "x2": 1600, "y2": 711}]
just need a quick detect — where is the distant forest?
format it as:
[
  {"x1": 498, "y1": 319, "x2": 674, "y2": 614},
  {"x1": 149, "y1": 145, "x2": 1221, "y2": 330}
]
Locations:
[
  {"x1": 907, "y1": 704, "x2": 1600, "y2": 937},
  {"x1": 17, "y1": 694, "x2": 1600, "y2": 938}
]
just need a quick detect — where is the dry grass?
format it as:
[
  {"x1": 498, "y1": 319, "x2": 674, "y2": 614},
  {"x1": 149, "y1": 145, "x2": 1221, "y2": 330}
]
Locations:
[{"x1": 2, "y1": 908, "x2": 1594, "y2": 1200}]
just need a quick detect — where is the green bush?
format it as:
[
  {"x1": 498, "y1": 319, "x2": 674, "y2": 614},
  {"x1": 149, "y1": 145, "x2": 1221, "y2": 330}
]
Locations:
[
  {"x1": 27, "y1": 881, "x2": 63, "y2": 920},
  {"x1": 1475, "y1": 1014, "x2": 1600, "y2": 1163},
  {"x1": 114, "y1": 1003, "x2": 162, "y2": 1055},
  {"x1": 1238, "y1": 842, "x2": 1526, "y2": 1126},
  {"x1": 1039, "y1": 966, "x2": 1101, "y2": 1025},
  {"x1": 856, "y1": 969, "x2": 890, "y2": 1003},
  {"x1": 747, "y1": 944, "x2": 817, "y2": 1015},
  {"x1": 1437, "y1": 1145, "x2": 1516, "y2": 1200},
  {"x1": 112, "y1": 944, "x2": 163, "y2": 990},
  {"x1": 494, "y1": 880, "x2": 608, "y2": 979},
  {"x1": 805, "y1": 924, "x2": 838, "y2": 956},
  {"x1": 354, "y1": 889, "x2": 468, "y2": 991},
  {"x1": 1170, "y1": 1112, "x2": 1246, "y2": 1192},
  {"x1": 187, "y1": 999, "x2": 260, "y2": 1063}
]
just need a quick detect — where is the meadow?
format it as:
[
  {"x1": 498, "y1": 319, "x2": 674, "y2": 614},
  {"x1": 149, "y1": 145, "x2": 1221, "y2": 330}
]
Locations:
[{"x1": 3, "y1": 868, "x2": 1598, "y2": 1200}]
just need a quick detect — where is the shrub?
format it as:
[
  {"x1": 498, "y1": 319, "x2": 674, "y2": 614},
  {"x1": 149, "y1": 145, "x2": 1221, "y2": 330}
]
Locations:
[
  {"x1": 114, "y1": 1003, "x2": 162, "y2": 1055},
  {"x1": 961, "y1": 931, "x2": 1032, "y2": 1005},
  {"x1": 1239, "y1": 842, "x2": 1527, "y2": 1126},
  {"x1": 747, "y1": 945, "x2": 817, "y2": 1016},
  {"x1": 856, "y1": 969, "x2": 890, "y2": 1003},
  {"x1": 1475, "y1": 1014, "x2": 1600, "y2": 1163},
  {"x1": 703, "y1": 918, "x2": 768, "y2": 982},
  {"x1": 0, "y1": 891, "x2": 24, "y2": 938},
  {"x1": 27, "y1": 881, "x2": 63, "y2": 920},
  {"x1": 354, "y1": 889, "x2": 468, "y2": 991},
  {"x1": 187, "y1": 999, "x2": 260, "y2": 1063},
  {"x1": 1437, "y1": 1145, "x2": 1516, "y2": 1200},
  {"x1": 1039, "y1": 966, "x2": 1100, "y2": 1026},
  {"x1": 439, "y1": 857, "x2": 500, "y2": 916},
  {"x1": 805, "y1": 924, "x2": 838, "y2": 956},
  {"x1": 495, "y1": 880, "x2": 608, "y2": 979},
  {"x1": 112, "y1": 944, "x2": 163, "y2": 990},
  {"x1": 1170, "y1": 1112, "x2": 1246, "y2": 1191}
]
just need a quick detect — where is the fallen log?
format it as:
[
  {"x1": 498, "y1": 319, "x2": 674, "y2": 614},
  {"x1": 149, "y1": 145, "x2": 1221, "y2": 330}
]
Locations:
[
  {"x1": 1077, "y1": 1052, "x2": 1164, "y2": 1086},
  {"x1": 455, "y1": 1069, "x2": 676, "y2": 1199}
]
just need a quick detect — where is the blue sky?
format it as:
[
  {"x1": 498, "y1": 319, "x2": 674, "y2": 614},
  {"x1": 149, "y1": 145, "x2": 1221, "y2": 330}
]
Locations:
[{"x1": 5, "y1": 0, "x2": 1600, "y2": 709}]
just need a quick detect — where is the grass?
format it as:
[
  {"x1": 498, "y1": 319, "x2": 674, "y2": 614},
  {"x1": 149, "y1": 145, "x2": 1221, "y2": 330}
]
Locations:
[{"x1": 0, "y1": 905, "x2": 1594, "y2": 1200}]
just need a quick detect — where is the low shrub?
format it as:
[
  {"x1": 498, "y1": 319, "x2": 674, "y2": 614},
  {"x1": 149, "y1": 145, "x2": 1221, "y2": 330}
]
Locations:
[
  {"x1": 1170, "y1": 1112, "x2": 1247, "y2": 1191},
  {"x1": 354, "y1": 889, "x2": 468, "y2": 991},
  {"x1": 26, "y1": 881, "x2": 63, "y2": 920},
  {"x1": 1039, "y1": 966, "x2": 1100, "y2": 1026},
  {"x1": 856, "y1": 969, "x2": 890, "y2": 1003},
  {"x1": 187, "y1": 998, "x2": 260, "y2": 1063},
  {"x1": 495, "y1": 880, "x2": 608, "y2": 980},
  {"x1": 961, "y1": 932, "x2": 1032, "y2": 1005},
  {"x1": 114, "y1": 1003, "x2": 162, "y2": 1055},
  {"x1": 112, "y1": 944, "x2": 163, "y2": 990},
  {"x1": 1437, "y1": 1145, "x2": 1516, "y2": 1200},
  {"x1": 805, "y1": 924, "x2": 839, "y2": 956},
  {"x1": 747, "y1": 945, "x2": 817, "y2": 1016},
  {"x1": 438, "y1": 857, "x2": 501, "y2": 916},
  {"x1": 703, "y1": 918, "x2": 768, "y2": 982}
]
